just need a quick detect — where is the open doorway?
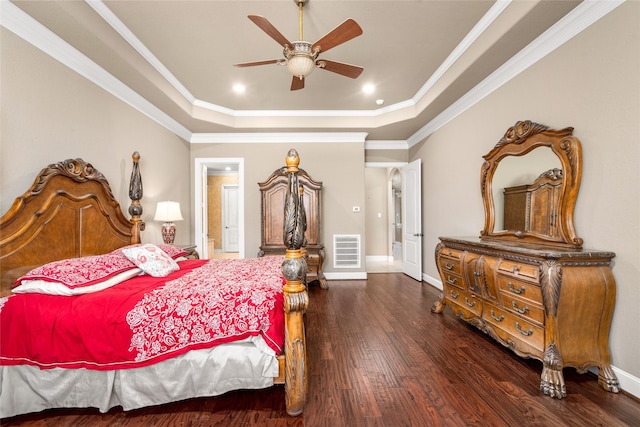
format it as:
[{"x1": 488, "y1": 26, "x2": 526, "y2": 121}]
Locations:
[
  {"x1": 364, "y1": 165, "x2": 403, "y2": 273},
  {"x1": 390, "y1": 168, "x2": 403, "y2": 264},
  {"x1": 194, "y1": 158, "x2": 244, "y2": 260}
]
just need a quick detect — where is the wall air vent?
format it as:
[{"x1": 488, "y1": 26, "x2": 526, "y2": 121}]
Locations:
[{"x1": 333, "y1": 234, "x2": 361, "y2": 268}]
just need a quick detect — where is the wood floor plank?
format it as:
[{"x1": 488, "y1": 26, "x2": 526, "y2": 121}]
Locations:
[{"x1": 3, "y1": 274, "x2": 640, "y2": 426}]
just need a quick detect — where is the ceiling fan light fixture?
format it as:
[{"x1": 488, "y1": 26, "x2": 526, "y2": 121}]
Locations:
[
  {"x1": 285, "y1": 41, "x2": 318, "y2": 79},
  {"x1": 237, "y1": 2, "x2": 363, "y2": 90}
]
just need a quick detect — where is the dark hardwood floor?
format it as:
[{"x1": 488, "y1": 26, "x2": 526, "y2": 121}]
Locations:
[{"x1": 3, "y1": 273, "x2": 640, "y2": 426}]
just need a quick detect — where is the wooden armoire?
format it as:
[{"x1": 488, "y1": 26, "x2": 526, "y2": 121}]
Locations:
[{"x1": 258, "y1": 167, "x2": 327, "y2": 289}]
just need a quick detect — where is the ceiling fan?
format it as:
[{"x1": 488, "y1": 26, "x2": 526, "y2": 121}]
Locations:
[{"x1": 234, "y1": 0, "x2": 364, "y2": 91}]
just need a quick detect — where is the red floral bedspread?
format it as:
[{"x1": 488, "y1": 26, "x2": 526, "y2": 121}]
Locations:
[{"x1": 0, "y1": 257, "x2": 286, "y2": 370}]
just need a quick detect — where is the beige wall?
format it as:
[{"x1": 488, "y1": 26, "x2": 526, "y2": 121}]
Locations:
[
  {"x1": 0, "y1": 29, "x2": 192, "y2": 246},
  {"x1": 190, "y1": 143, "x2": 366, "y2": 273},
  {"x1": 411, "y1": 2, "x2": 640, "y2": 380}
]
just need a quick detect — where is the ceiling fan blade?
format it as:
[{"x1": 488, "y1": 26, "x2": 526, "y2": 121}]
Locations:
[
  {"x1": 248, "y1": 15, "x2": 292, "y2": 47},
  {"x1": 318, "y1": 60, "x2": 364, "y2": 79},
  {"x1": 291, "y1": 76, "x2": 305, "y2": 91},
  {"x1": 312, "y1": 19, "x2": 363, "y2": 53},
  {"x1": 234, "y1": 59, "x2": 281, "y2": 68}
]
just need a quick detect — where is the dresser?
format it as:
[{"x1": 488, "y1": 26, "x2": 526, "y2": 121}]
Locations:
[
  {"x1": 432, "y1": 120, "x2": 619, "y2": 398},
  {"x1": 432, "y1": 237, "x2": 618, "y2": 398},
  {"x1": 258, "y1": 166, "x2": 327, "y2": 289}
]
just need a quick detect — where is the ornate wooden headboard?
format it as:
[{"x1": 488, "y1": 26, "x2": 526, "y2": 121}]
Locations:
[{"x1": 0, "y1": 152, "x2": 143, "y2": 295}]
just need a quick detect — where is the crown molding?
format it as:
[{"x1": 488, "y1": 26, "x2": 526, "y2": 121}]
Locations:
[
  {"x1": 2, "y1": 0, "x2": 624, "y2": 145},
  {"x1": 191, "y1": 132, "x2": 368, "y2": 144},
  {"x1": 3, "y1": 0, "x2": 503, "y2": 131},
  {"x1": 412, "y1": 0, "x2": 511, "y2": 103},
  {"x1": 86, "y1": 0, "x2": 196, "y2": 104},
  {"x1": 0, "y1": 0, "x2": 192, "y2": 141},
  {"x1": 364, "y1": 141, "x2": 409, "y2": 150},
  {"x1": 407, "y1": 0, "x2": 625, "y2": 148}
]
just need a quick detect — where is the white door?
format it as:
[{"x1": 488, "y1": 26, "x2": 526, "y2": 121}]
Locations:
[
  {"x1": 200, "y1": 165, "x2": 209, "y2": 259},
  {"x1": 222, "y1": 185, "x2": 240, "y2": 252},
  {"x1": 402, "y1": 159, "x2": 422, "y2": 281}
]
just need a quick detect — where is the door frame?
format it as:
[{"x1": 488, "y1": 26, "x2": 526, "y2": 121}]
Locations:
[
  {"x1": 364, "y1": 162, "x2": 409, "y2": 270},
  {"x1": 194, "y1": 158, "x2": 244, "y2": 259}
]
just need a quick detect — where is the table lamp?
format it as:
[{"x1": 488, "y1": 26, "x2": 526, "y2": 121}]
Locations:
[{"x1": 154, "y1": 201, "x2": 183, "y2": 245}]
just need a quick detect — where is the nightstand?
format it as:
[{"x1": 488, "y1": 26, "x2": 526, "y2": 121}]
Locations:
[{"x1": 177, "y1": 244, "x2": 199, "y2": 259}]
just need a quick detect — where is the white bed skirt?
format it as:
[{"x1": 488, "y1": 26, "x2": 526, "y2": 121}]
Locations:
[{"x1": 0, "y1": 336, "x2": 278, "y2": 419}]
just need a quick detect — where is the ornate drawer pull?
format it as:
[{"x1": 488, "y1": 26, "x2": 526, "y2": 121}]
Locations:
[
  {"x1": 508, "y1": 282, "x2": 525, "y2": 294},
  {"x1": 512, "y1": 265, "x2": 520, "y2": 273},
  {"x1": 490, "y1": 310, "x2": 504, "y2": 322},
  {"x1": 465, "y1": 297, "x2": 476, "y2": 307},
  {"x1": 511, "y1": 301, "x2": 529, "y2": 314},
  {"x1": 449, "y1": 290, "x2": 459, "y2": 299},
  {"x1": 446, "y1": 275, "x2": 457, "y2": 285},
  {"x1": 445, "y1": 262, "x2": 454, "y2": 270},
  {"x1": 515, "y1": 322, "x2": 533, "y2": 336}
]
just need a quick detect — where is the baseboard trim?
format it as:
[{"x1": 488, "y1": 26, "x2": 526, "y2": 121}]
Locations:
[
  {"x1": 365, "y1": 255, "x2": 394, "y2": 263},
  {"x1": 324, "y1": 272, "x2": 368, "y2": 280},
  {"x1": 423, "y1": 273, "x2": 443, "y2": 290}
]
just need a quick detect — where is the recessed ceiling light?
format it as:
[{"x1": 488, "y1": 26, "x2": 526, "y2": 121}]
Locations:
[
  {"x1": 362, "y1": 84, "x2": 375, "y2": 94},
  {"x1": 233, "y1": 84, "x2": 246, "y2": 94},
  {"x1": 376, "y1": 99, "x2": 384, "y2": 105}
]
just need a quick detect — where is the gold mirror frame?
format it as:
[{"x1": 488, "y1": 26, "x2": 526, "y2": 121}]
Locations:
[{"x1": 480, "y1": 120, "x2": 583, "y2": 249}]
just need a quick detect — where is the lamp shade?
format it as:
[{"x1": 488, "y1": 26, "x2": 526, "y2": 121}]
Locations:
[
  {"x1": 287, "y1": 54, "x2": 315, "y2": 79},
  {"x1": 154, "y1": 201, "x2": 183, "y2": 222}
]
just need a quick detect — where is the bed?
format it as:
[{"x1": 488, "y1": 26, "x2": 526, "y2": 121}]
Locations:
[{"x1": 0, "y1": 150, "x2": 309, "y2": 418}]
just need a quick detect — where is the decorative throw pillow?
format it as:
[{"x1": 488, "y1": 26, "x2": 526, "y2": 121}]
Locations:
[
  {"x1": 113, "y1": 243, "x2": 188, "y2": 260},
  {"x1": 121, "y1": 244, "x2": 180, "y2": 277}
]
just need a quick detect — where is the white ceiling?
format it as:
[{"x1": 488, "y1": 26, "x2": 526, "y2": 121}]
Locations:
[{"x1": 7, "y1": 0, "x2": 584, "y2": 142}]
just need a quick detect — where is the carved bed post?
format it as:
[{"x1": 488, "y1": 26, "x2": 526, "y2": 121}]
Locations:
[
  {"x1": 280, "y1": 149, "x2": 309, "y2": 416},
  {"x1": 299, "y1": 184, "x2": 308, "y2": 288},
  {"x1": 128, "y1": 151, "x2": 144, "y2": 243}
]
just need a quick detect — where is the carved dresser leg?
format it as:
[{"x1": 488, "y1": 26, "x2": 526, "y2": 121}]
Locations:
[
  {"x1": 540, "y1": 344, "x2": 566, "y2": 398},
  {"x1": 598, "y1": 364, "x2": 620, "y2": 393},
  {"x1": 431, "y1": 293, "x2": 446, "y2": 313}
]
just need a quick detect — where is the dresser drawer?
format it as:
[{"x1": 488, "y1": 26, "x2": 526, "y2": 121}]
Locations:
[
  {"x1": 445, "y1": 285, "x2": 482, "y2": 318},
  {"x1": 497, "y1": 275, "x2": 543, "y2": 305},
  {"x1": 483, "y1": 304, "x2": 544, "y2": 353},
  {"x1": 438, "y1": 251, "x2": 463, "y2": 276},
  {"x1": 440, "y1": 247, "x2": 463, "y2": 261},
  {"x1": 442, "y1": 271, "x2": 464, "y2": 290},
  {"x1": 502, "y1": 294, "x2": 545, "y2": 325},
  {"x1": 498, "y1": 260, "x2": 539, "y2": 282}
]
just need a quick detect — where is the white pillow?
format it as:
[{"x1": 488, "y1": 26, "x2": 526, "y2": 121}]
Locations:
[{"x1": 122, "y1": 244, "x2": 180, "y2": 277}]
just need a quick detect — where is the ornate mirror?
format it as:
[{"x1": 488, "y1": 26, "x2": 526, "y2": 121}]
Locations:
[{"x1": 480, "y1": 120, "x2": 583, "y2": 249}]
